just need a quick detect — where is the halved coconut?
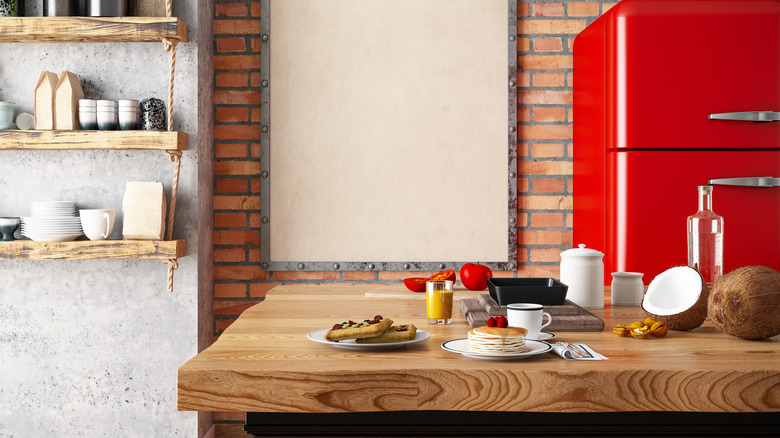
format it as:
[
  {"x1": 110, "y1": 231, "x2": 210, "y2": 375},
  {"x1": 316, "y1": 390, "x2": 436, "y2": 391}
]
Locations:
[{"x1": 641, "y1": 266, "x2": 709, "y2": 331}]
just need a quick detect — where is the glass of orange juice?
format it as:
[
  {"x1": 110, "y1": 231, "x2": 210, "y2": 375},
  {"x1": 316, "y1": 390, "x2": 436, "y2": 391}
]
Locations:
[{"x1": 426, "y1": 280, "x2": 454, "y2": 324}]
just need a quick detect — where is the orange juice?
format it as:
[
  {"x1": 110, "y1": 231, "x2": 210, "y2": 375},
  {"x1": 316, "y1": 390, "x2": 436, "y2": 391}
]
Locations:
[{"x1": 426, "y1": 280, "x2": 454, "y2": 324}]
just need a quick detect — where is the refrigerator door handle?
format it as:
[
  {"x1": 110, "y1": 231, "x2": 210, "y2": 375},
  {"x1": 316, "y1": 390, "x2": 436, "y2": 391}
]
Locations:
[
  {"x1": 707, "y1": 111, "x2": 780, "y2": 122},
  {"x1": 708, "y1": 176, "x2": 780, "y2": 187}
]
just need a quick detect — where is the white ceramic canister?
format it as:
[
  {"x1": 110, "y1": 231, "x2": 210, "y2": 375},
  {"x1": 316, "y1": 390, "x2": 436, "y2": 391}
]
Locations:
[
  {"x1": 560, "y1": 244, "x2": 605, "y2": 308},
  {"x1": 611, "y1": 272, "x2": 644, "y2": 306}
]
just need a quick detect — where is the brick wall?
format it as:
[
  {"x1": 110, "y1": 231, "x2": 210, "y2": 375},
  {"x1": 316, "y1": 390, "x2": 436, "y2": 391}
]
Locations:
[
  {"x1": 211, "y1": 0, "x2": 615, "y2": 432},
  {"x1": 212, "y1": 0, "x2": 616, "y2": 336}
]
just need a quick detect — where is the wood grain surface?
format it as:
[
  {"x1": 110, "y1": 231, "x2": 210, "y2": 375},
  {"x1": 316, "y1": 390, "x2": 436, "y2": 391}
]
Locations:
[
  {"x1": 177, "y1": 285, "x2": 780, "y2": 413},
  {"x1": 0, "y1": 130, "x2": 187, "y2": 151},
  {"x1": 0, "y1": 17, "x2": 187, "y2": 43},
  {"x1": 0, "y1": 239, "x2": 185, "y2": 260}
]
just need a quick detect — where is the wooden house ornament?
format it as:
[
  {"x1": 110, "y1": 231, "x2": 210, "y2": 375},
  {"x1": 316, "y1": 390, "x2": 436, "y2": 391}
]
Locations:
[
  {"x1": 34, "y1": 71, "x2": 58, "y2": 130},
  {"x1": 54, "y1": 71, "x2": 84, "y2": 130}
]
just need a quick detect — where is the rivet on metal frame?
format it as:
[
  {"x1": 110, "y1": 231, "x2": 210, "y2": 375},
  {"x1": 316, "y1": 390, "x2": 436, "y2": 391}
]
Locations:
[
  {"x1": 368, "y1": 263, "x2": 376, "y2": 270},
  {"x1": 438, "y1": 264, "x2": 445, "y2": 270},
  {"x1": 509, "y1": 263, "x2": 517, "y2": 270},
  {"x1": 262, "y1": 262, "x2": 269, "y2": 269},
  {"x1": 509, "y1": 217, "x2": 516, "y2": 224},
  {"x1": 509, "y1": 171, "x2": 516, "y2": 178},
  {"x1": 297, "y1": 263, "x2": 305, "y2": 270},
  {"x1": 509, "y1": 35, "x2": 516, "y2": 41},
  {"x1": 333, "y1": 263, "x2": 340, "y2": 270},
  {"x1": 262, "y1": 126, "x2": 269, "y2": 133},
  {"x1": 262, "y1": 217, "x2": 269, "y2": 224},
  {"x1": 509, "y1": 80, "x2": 516, "y2": 87},
  {"x1": 262, "y1": 34, "x2": 269, "y2": 41},
  {"x1": 509, "y1": 126, "x2": 516, "y2": 133},
  {"x1": 261, "y1": 80, "x2": 269, "y2": 87},
  {"x1": 403, "y1": 263, "x2": 410, "y2": 270},
  {"x1": 261, "y1": 171, "x2": 269, "y2": 178}
]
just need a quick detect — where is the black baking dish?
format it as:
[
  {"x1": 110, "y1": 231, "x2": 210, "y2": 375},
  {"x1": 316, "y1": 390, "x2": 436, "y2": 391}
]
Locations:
[{"x1": 487, "y1": 278, "x2": 568, "y2": 305}]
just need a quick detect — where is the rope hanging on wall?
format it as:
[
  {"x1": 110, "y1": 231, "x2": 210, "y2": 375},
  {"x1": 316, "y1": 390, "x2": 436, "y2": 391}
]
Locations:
[{"x1": 161, "y1": 0, "x2": 180, "y2": 293}]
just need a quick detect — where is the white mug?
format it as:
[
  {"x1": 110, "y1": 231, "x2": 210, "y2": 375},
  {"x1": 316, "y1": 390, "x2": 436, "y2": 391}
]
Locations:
[
  {"x1": 80, "y1": 209, "x2": 116, "y2": 241},
  {"x1": 507, "y1": 303, "x2": 552, "y2": 340}
]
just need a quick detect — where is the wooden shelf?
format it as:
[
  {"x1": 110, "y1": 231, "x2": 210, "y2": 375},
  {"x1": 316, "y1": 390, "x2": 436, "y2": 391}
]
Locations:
[
  {"x1": 0, "y1": 17, "x2": 187, "y2": 43},
  {"x1": 0, "y1": 239, "x2": 186, "y2": 260},
  {"x1": 0, "y1": 130, "x2": 187, "y2": 151}
]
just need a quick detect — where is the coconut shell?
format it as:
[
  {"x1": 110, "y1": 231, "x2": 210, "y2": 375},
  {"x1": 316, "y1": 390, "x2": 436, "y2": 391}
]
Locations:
[
  {"x1": 708, "y1": 266, "x2": 780, "y2": 340},
  {"x1": 642, "y1": 266, "x2": 709, "y2": 331}
]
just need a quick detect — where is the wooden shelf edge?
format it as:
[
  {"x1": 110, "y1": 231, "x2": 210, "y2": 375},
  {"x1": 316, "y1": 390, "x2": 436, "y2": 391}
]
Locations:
[
  {"x1": 0, "y1": 17, "x2": 188, "y2": 43},
  {"x1": 0, "y1": 239, "x2": 186, "y2": 260},
  {"x1": 0, "y1": 130, "x2": 187, "y2": 151}
]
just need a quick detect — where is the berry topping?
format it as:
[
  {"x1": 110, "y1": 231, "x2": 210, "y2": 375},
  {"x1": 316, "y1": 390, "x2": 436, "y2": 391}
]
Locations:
[
  {"x1": 374, "y1": 315, "x2": 383, "y2": 321},
  {"x1": 497, "y1": 316, "x2": 508, "y2": 328},
  {"x1": 397, "y1": 326, "x2": 408, "y2": 332},
  {"x1": 487, "y1": 317, "x2": 497, "y2": 327},
  {"x1": 368, "y1": 319, "x2": 378, "y2": 324},
  {"x1": 331, "y1": 324, "x2": 342, "y2": 330},
  {"x1": 348, "y1": 320, "x2": 356, "y2": 325}
]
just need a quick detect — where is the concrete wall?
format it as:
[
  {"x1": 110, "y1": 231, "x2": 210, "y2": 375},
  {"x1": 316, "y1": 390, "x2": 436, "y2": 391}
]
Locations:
[{"x1": 0, "y1": 2, "x2": 199, "y2": 436}]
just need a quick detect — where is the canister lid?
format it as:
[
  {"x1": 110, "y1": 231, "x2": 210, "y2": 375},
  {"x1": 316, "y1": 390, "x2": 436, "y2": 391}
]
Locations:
[{"x1": 560, "y1": 243, "x2": 604, "y2": 258}]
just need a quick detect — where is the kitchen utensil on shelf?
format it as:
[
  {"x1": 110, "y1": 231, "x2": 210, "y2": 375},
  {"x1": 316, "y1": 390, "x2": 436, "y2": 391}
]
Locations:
[
  {"x1": 0, "y1": 217, "x2": 20, "y2": 241},
  {"x1": 611, "y1": 272, "x2": 645, "y2": 306},
  {"x1": 44, "y1": 0, "x2": 78, "y2": 16},
  {"x1": 560, "y1": 244, "x2": 605, "y2": 309},
  {"x1": 16, "y1": 112, "x2": 34, "y2": 130},
  {"x1": 79, "y1": 209, "x2": 116, "y2": 241},
  {"x1": 118, "y1": 100, "x2": 139, "y2": 130},
  {"x1": 86, "y1": 0, "x2": 127, "y2": 16},
  {"x1": 79, "y1": 99, "x2": 98, "y2": 130},
  {"x1": 97, "y1": 108, "x2": 118, "y2": 130},
  {"x1": 0, "y1": 101, "x2": 14, "y2": 124},
  {"x1": 139, "y1": 98, "x2": 166, "y2": 131}
]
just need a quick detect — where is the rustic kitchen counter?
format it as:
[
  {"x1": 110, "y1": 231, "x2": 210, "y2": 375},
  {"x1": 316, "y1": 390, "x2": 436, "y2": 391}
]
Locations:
[{"x1": 178, "y1": 284, "x2": 780, "y2": 436}]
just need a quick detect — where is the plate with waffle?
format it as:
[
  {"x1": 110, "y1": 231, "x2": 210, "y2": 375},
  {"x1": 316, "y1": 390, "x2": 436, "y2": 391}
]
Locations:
[{"x1": 308, "y1": 315, "x2": 430, "y2": 350}]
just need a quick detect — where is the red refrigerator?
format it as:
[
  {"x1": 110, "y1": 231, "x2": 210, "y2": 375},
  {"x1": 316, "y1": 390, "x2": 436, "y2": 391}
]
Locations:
[{"x1": 573, "y1": 0, "x2": 780, "y2": 284}]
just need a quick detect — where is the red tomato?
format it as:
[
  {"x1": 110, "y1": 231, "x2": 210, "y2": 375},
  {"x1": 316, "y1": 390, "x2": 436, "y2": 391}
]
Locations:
[
  {"x1": 459, "y1": 262, "x2": 493, "y2": 291},
  {"x1": 403, "y1": 277, "x2": 428, "y2": 293},
  {"x1": 428, "y1": 269, "x2": 456, "y2": 282}
]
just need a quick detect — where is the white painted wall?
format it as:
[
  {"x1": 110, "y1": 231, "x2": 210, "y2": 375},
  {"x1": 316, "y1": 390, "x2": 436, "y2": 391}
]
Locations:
[{"x1": 0, "y1": 2, "x2": 199, "y2": 436}]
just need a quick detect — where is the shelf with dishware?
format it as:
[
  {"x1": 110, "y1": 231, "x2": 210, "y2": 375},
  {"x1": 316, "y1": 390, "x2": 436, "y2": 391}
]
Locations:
[
  {"x1": 0, "y1": 17, "x2": 187, "y2": 43},
  {"x1": 0, "y1": 129, "x2": 187, "y2": 151},
  {"x1": 0, "y1": 239, "x2": 186, "y2": 260}
]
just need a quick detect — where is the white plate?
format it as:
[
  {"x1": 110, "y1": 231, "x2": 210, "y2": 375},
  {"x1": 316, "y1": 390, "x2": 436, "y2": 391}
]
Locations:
[
  {"x1": 532, "y1": 332, "x2": 556, "y2": 341},
  {"x1": 307, "y1": 328, "x2": 431, "y2": 350},
  {"x1": 23, "y1": 234, "x2": 82, "y2": 242},
  {"x1": 441, "y1": 338, "x2": 552, "y2": 360}
]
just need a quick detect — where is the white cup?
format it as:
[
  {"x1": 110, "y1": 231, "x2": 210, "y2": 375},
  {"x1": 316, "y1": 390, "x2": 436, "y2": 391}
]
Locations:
[
  {"x1": 507, "y1": 303, "x2": 552, "y2": 340},
  {"x1": 611, "y1": 272, "x2": 645, "y2": 306},
  {"x1": 80, "y1": 209, "x2": 116, "y2": 241}
]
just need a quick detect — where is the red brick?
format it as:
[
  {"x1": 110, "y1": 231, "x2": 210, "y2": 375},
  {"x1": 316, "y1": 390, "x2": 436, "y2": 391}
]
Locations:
[
  {"x1": 215, "y1": 212, "x2": 247, "y2": 228},
  {"x1": 248, "y1": 248, "x2": 261, "y2": 262},
  {"x1": 250, "y1": 108, "x2": 261, "y2": 123},
  {"x1": 534, "y1": 178, "x2": 566, "y2": 193},
  {"x1": 568, "y1": 2, "x2": 601, "y2": 17},
  {"x1": 250, "y1": 143, "x2": 261, "y2": 158},
  {"x1": 216, "y1": 3, "x2": 248, "y2": 17},
  {"x1": 273, "y1": 271, "x2": 340, "y2": 281},
  {"x1": 518, "y1": 55, "x2": 572, "y2": 69},
  {"x1": 533, "y1": 2, "x2": 564, "y2": 16},
  {"x1": 518, "y1": 71, "x2": 531, "y2": 87},
  {"x1": 216, "y1": 37, "x2": 247, "y2": 53},
  {"x1": 214, "y1": 229, "x2": 261, "y2": 245},
  {"x1": 215, "y1": 265, "x2": 268, "y2": 281},
  {"x1": 516, "y1": 265, "x2": 561, "y2": 278},
  {"x1": 518, "y1": 107, "x2": 531, "y2": 122},
  {"x1": 215, "y1": 317, "x2": 237, "y2": 334},
  {"x1": 521, "y1": 124, "x2": 572, "y2": 140},
  {"x1": 518, "y1": 2, "x2": 529, "y2": 16},
  {"x1": 214, "y1": 161, "x2": 262, "y2": 176},
  {"x1": 215, "y1": 283, "x2": 246, "y2": 298},
  {"x1": 529, "y1": 247, "x2": 563, "y2": 262},
  {"x1": 519, "y1": 161, "x2": 572, "y2": 176},
  {"x1": 517, "y1": 212, "x2": 529, "y2": 227},
  {"x1": 215, "y1": 143, "x2": 248, "y2": 158},
  {"x1": 250, "y1": 283, "x2": 280, "y2": 298},
  {"x1": 518, "y1": 177, "x2": 529, "y2": 193},
  {"x1": 533, "y1": 107, "x2": 566, "y2": 123},
  {"x1": 534, "y1": 37, "x2": 563, "y2": 52},
  {"x1": 215, "y1": 178, "x2": 248, "y2": 193},
  {"x1": 530, "y1": 212, "x2": 564, "y2": 227},
  {"x1": 519, "y1": 19, "x2": 587, "y2": 35},
  {"x1": 214, "y1": 124, "x2": 262, "y2": 140},
  {"x1": 213, "y1": 20, "x2": 261, "y2": 35},
  {"x1": 216, "y1": 72, "x2": 249, "y2": 88},
  {"x1": 519, "y1": 230, "x2": 572, "y2": 246},
  {"x1": 250, "y1": 72, "x2": 262, "y2": 87},
  {"x1": 213, "y1": 195, "x2": 261, "y2": 210},
  {"x1": 534, "y1": 72, "x2": 566, "y2": 87},
  {"x1": 519, "y1": 37, "x2": 531, "y2": 52},
  {"x1": 214, "y1": 90, "x2": 261, "y2": 105},
  {"x1": 250, "y1": 178, "x2": 261, "y2": 193},
  {"x1": 520, "y1": 195, "x2": 573, "y2": 210},
  {"x1": 214, "y1": 55, "x2": 261, "y2": 70},
  {"x1": 603, "y1": 2, "x2": 619, "y2": 13},
  {"x1": 516, "y1": 247, "x2": 528, "y2": 263},
  {"x1": 566, "y1": 212, "x2": 574, "y2": 228},
  {"x1": 344, "y1": 271, "x2": 376, "y2": 281},
  {"x1": 251, "y1": 37, "x2": 262, "y2": 52},
  {"x1": 216, "y1": 107, "x2": 249, "y2": 123},
  {"x1": 214, "y1": 248, "x2": 246, "y2": 263},
  {"x1": 250, "y1": 1, "x2": 261, "y2": 17},
  {"x1": 248, "y1": 213, "x2": 262, "y2": 227},
  {"x1": 214, "y1": 300, "x2": 258, "y2": 315},
  {"x1": 519, "y1": 90, "x2": 572, "y2": 105}
]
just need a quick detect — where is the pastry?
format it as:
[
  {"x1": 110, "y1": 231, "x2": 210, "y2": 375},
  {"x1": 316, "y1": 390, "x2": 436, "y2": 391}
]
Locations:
[
  {"x1": 324, "y1": 315, "x2": 394, "y2": 341},
  {"x1": 356, "y1": 324, "x2": 417, "y2": 344},
  {"x1": 467, "y1": 326, "x2": 527, "y2": 354}
]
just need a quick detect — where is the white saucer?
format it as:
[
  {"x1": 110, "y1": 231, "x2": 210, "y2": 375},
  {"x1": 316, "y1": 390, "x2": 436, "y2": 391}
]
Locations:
[
  {"x1": 23, "y1": 234, "x2": 82, "y2": 242},
  {"x1": 307, "y1": 328, "x2": 430, "y2": 350},
  {"x1": 532, "y1": 332, "x2": 556, "y2": 341},
  {"x1": 441, "y1": 338, "x2": 552, "y2": 360}
]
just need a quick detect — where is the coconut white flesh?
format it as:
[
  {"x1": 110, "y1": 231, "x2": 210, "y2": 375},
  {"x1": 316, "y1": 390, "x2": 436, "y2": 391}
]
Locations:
[{"x1": 643, "y1": 266, "x2": 703, "y2": 316}]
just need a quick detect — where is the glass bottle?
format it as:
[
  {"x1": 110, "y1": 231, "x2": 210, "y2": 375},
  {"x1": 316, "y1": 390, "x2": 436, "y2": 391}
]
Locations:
[{"x1": 687, "y1": 185, "x2": 723, "y2": 283}]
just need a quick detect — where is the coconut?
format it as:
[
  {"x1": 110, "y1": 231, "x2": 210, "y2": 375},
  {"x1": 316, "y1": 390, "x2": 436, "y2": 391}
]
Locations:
[
  {"x1": 641, "y1": 266, "x2": 709, "y2": 331},
  {"x1": 708, "y1": 266, "x2": 780, "y2": 340}
]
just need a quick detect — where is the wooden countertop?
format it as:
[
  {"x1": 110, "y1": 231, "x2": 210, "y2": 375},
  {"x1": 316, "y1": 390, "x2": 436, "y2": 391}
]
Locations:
[{"x1": 177, "y1": 285, "x2": 780, "y2": 413}]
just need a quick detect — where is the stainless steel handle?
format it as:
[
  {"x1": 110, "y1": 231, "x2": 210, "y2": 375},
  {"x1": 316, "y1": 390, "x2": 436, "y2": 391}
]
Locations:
[
  {"x1": 708, "y1": 176, "x2": 780, "y2": 187},
  {"x1": 708, "y1": 111, "x2": 780, "y2": 122}
]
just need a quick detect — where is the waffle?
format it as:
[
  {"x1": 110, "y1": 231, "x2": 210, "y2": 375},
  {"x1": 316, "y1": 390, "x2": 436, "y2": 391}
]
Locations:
[
  {"x1": 356, "y1": 324, "x2": 417, "y2": 344},
  {"x1": 324, "y1": 316, "x2": 394, "y2": 341}
]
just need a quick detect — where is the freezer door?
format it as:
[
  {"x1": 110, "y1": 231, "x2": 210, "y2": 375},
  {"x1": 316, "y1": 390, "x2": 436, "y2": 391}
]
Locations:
[
  {"x1": 605, "y1": 0, "x2": 780, "y2": 149},
  {"x1": 608, "y1": 150, "x2": 780, "y2": 283}
]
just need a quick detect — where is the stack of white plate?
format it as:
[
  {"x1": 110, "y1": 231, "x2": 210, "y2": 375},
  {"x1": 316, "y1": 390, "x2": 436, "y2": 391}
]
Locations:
[{"x1": 22, "y1": 201, "x2": 83, "y2": 242}]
